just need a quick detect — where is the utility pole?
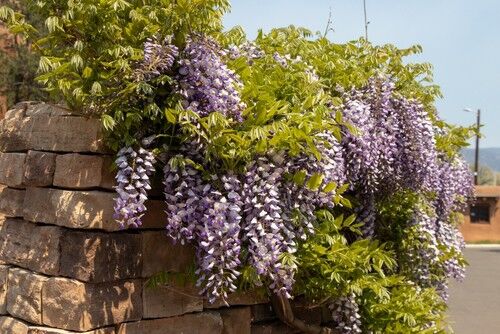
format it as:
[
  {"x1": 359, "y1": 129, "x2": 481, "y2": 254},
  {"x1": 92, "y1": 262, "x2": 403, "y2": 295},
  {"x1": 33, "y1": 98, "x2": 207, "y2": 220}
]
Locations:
[
  {"x1": 363, "y1": 0, "x2": 369, "y2": 40},
  {"x1": 474, "y1": 109, "x2": 481, "y2": 185},
  {"x1": 465, "y1": 108, "x2": 481, "y2": 185}
]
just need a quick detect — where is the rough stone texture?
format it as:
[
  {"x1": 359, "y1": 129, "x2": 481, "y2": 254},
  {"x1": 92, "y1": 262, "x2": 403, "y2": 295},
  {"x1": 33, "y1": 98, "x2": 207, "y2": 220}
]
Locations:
[
  {"x1": 24, "y1": 187, "x2": 164, "y2": 230},
  {"x1": 24, "y1": 151, "x2": 57, "y2": 186},
  {"x1": 0, "y1": 265, "x2": 8, "y2": 314},
  {"x1": 0, "y1": 107, "x2": 27, "y2": 151},
  {"x1": 0, "y1": 113, "x2": 106, "y2": 153},
  {"x1": 0, "y1": 152, "x2": 26, "y2": 187},
  {"x1": 23, "y1": 187, "x2": 58, "y2": 224},
  {"x1": 0, "y1": 316, "x2": 29, "y2": 334},
  {"x1": 6, "y1": 268, "x2": 48, "y2": 324},
  {"x1": 142, "y1": 232, "x2": 195, "y2": 277},
  {"x1": 117, "y1": 312, "x2": 223, "y2": 334},
  {"x1": 42, "y1": 277, "x2": 142, "y2": 331},
  {"x1": 290, "y1": 298, "x2": 322, "y2": 325},
  {"x1": 53, "y1": 154, "x2": 114, "y2": 189},
  {"x1": 0, "y1": 219, "x2": 61, "y2": 275},
  {"x1": 141, "y1": 200, "x2": 167, "y2": 229},
  {"x1": 143, "y1": 284, "x2": 203, "y2": 319},
  {"x1": 23, "y1": 187, "x2": 115, "y2": 230},
  {"x1": 0, "y1": 186, "x2": 25, "y2": 217},
  {"x1": 4, "y1": 105, "x2": 26, "y2": 120},
  {"x1": 321, "y1": 305, "x2": 334, "y2": 324},
  {"x1": 148, "y1": 173, "x2": 165, "y2": 197},
  {"x1": 99, "y1": 156, "x2": 116, "y2": 189},
  {"x1": 59, "y1": 230, "x2": 142, "y2": 282},
  {"x1": 251, "y1": 304, "x2": 276, "y2": 323},
  {"x1": 28, "y1": 326, "x2": 115, "y2": 334},
  {"x1": 23, "y1": 102, "x2": 75, "y2": 117},
  {"x1": 220, "y1": 307, "x2": 252, "y2": 334},
  {"x1": 250, "y1": 322, "x2": 299, "y2": 334},
  {"x1": 0, "y1": 220, "x2": 143, "y2": 282},
  {"x1": 205, "y1": 290, "x2": 269, "y2": 309}
]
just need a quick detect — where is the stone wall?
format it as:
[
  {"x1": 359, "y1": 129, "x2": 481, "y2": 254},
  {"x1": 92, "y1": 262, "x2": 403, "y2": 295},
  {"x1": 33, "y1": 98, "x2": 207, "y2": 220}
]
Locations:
[{"x1": 0, "y1": 102, "x2": 330, "y2": 334}]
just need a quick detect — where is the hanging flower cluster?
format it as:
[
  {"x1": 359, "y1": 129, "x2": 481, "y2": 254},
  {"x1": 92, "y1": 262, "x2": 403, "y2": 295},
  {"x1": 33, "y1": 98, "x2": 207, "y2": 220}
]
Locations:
[
  {"x1": 4, "y1": 0, "x2": 475, "y2": 329},
  {"x1": 242, "y1": 157, "x2": 297, "y2": 297},
  {"x1": 161, "y1": 145, "x2": 346, "y2": 302},
  {"x1": 411, "y1": 155, "x2": 472, "y2": 300},
  {"x1": 135, "y1": 36, "x2": 179, "y2": 81},
  {"x1": 341, "y1": 79, "x2": 473, "y2": 300},
  {"x1": 113, "y1": 147, "x2": 156, "y2": 228},
  {"x1": 341, "y1": 78, "x2": 443, "y2": 236},
  {"x1": 406, "y1": 207, "x2": 440, "y2": 286},
  {"x1": 112, "y1": 34, "x2": 473, "y2": 315},
  {"x1": 228, "y1": 41, "x2": 265, "y2": 63},
  {"x1": 177, "y1": 35, "x2": 246, "y2": 122},
  {"x1": 330, "y1": 293, "x2": 362, "y2": 334}
]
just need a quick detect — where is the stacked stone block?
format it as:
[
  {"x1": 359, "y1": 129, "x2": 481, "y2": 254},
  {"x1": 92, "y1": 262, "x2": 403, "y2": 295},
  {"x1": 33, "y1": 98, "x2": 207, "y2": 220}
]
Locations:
[{"x1": 0, "y1": 102, "x2": 328, "y2": 334}]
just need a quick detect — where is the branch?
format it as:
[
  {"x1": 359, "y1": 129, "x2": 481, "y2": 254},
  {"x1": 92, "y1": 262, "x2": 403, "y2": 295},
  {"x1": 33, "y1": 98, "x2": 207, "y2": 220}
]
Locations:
[
  {"x1": 270, "y1": 291, "x2": 339, "y2": 334},
  {"x1": 323, "y1": 7, "x2": 334, "y2": 38}
]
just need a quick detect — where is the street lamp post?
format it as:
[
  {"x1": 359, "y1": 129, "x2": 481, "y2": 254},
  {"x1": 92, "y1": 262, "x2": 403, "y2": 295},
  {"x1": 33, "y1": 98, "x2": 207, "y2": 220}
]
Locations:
[
  {"x1": 465, "y1": 108, "x2": 481, "y2": 185},
  {"x1": 363, "y1": 0, "x2": 369, "y2": 40}
]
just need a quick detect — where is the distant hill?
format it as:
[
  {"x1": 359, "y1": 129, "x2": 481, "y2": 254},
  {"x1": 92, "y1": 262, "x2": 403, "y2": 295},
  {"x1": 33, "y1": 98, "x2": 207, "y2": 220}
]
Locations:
[{"x1": 462, "y1": 147, "x2": 500, "y2": 171}]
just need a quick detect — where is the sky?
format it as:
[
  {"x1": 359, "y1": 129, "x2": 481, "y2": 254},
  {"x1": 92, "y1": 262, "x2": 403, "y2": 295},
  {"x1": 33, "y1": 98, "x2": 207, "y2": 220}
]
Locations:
[{"x1": 224, "y1": 0, "x2": 500, "y2": 148}]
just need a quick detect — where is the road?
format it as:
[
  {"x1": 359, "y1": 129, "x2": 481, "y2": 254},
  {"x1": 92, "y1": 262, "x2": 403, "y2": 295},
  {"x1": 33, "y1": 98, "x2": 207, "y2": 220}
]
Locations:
[{"x1": 448, "y1": 245, "x2": 500, "y2": 333}]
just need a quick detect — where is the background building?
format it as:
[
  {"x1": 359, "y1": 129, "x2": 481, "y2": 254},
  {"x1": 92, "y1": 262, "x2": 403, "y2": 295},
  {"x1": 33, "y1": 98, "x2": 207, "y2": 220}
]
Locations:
[{"x1": 460, "y1": 186, "x2": 500, "y2": 242}]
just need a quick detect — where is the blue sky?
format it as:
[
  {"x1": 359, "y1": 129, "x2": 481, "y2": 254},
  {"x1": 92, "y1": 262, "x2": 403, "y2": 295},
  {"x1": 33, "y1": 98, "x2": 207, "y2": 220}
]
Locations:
[{"x1": 224, "y1": 0, "x2": 500, "y2": 148}]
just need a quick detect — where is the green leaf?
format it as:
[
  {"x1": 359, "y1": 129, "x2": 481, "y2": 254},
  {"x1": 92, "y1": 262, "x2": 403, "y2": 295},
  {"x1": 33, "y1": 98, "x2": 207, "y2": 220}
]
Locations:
[
  {"x1": 293, "y1": 170, "x2": 307, "y2": 186},
  {"x1": 322, "y1": 181, "x2": 337, "y2": 193},
  {"x1": 90, "y1": 82, "x2": 102, "y2": 95},
  {"x1": 307, "y1": 173, "x2": 324, "y2": 190},
  {"x1": 101, "y1": 114, "x2": 116, "y2": 130}
]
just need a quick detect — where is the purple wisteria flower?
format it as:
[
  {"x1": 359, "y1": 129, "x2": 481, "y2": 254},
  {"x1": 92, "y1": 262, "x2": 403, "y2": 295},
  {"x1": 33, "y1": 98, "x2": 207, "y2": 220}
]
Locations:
[
  {"x1": 163, "y1": 160, "x2": 207, "y2": 243},
  {"x1": 329, "y1": 293, "x2": 362, "y2": 334},
  {"x1": 406, "y1": 206, "x2": 440, "y2": 286},
  {"x1": 340, "y1": 77, "x2": 473, "y2": 300},
  {"x1": 429, "y1": 155, "x2": 472, "y2": 299},
  {"x1": 273, "y1": 52, "x2": 289, "y2": 68},
  {"x1": 113, "y1": 147, "x2": 156, "y2": 228},
  {"x1": 196, "y1": 174, "x2": 243, "y2": 304},
  {"x1": 341, "y1": 77, "x2": 442, "y2": 237},
  {"x1": 163, "y1": 151, "x2": 243, "y2": 303},
  {"x1": 242, "y1": 157, "x2": 296, "y2": 297},
  {"x1": 283, "y1": 132, "x2": 347, "y2": 235},
  {"x1": 135, "y1": 36, "x2": 179, "y2": 81},
  {"x1": 161, "y1": 135, "x2": 348, "y2": 302},
  {"x1": 403, "y1": 152, "x2": 472, "y2": 300},
  {"x1": 177, "y1": 35, "x2": 246, "y2": 122},
  {"x1": 227, "y1": 41, "x2": 265, "y2": 64}
]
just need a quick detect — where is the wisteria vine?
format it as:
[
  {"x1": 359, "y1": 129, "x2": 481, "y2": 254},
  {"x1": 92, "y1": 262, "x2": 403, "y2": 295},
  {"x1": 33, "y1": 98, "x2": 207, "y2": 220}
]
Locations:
[{"x1": 112, "y1": 33, "x2": 474, "y2": 332}]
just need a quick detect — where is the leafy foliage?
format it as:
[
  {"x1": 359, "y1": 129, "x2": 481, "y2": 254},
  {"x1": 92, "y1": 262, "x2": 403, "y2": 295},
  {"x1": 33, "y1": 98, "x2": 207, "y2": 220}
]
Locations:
[
  {"x1": 1, "y1": 2, "x2": 474, "y2": 332},
  {"x1": 0, "y1": 1, "x2": 46, "y2": 110}
]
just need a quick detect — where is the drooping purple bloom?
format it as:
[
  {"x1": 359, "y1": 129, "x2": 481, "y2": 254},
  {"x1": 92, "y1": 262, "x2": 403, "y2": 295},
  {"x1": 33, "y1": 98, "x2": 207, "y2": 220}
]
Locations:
[
  {"x1": 227, "y1": 41, "x2": 265, "y2": 64},
  {"x1": 329, "y1": 293, "x2": 362, "y2": 334},
  {"x1": 242, "y1": 157, "x2": 296, "y2": 297},
  {"x1": 177, "y1": 35, "x2": 246, "y2": 122},
  {"x1": 163, "y1": 149, "x2": 243, "y2": 303},
  {"x1": 340, "y1": 77, "x2": 442, "y2": 237},
  {"x1": 136, "y1": 36, "x2": 179, "y2": 81},
  {"x1": 113, "y1": 147, "x2": 156, "y2": 228},
  {"x1": 196, "y1": 174, "x2": 243, "y2": 304}
]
